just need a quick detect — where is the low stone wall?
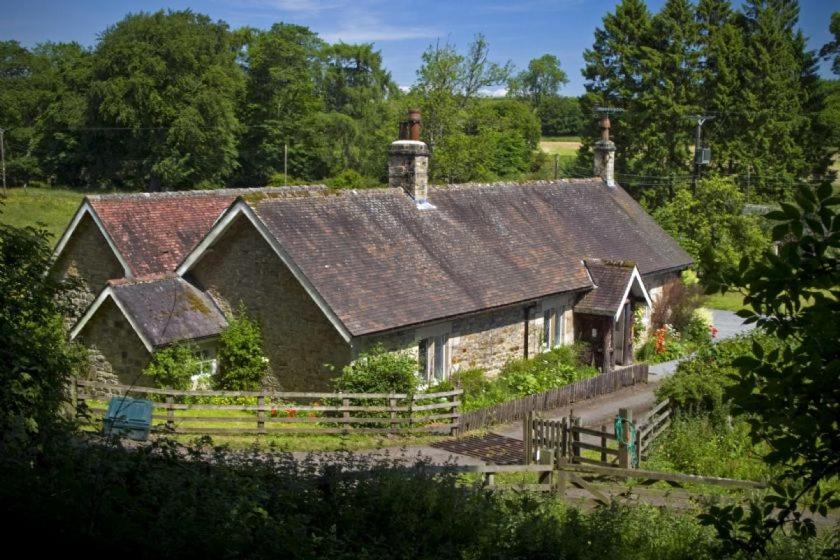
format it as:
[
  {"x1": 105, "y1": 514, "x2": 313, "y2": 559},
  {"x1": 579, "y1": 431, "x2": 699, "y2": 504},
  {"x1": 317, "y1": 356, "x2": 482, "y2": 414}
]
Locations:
[{"x1": 458, "y1": 363, "x2": 649, "y2": 433}]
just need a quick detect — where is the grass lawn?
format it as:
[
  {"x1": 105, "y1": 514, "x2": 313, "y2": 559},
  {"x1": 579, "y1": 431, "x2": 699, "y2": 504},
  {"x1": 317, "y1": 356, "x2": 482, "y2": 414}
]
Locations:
[
  {"x1": 539, "y1": 138, "x2": 581, "y2": 158},
  {"x1": 0, "y1": 187, "x2": 85, "y2": 242},
  {"x1": 703, "y1": 290, "x2": 749, "y2": 312},
  {"x1": 540, "y1": 136, "x2": 583, "y2": 143},
  {"x1": 79, "y1": 399, "x2": 448, "y2": 452}
]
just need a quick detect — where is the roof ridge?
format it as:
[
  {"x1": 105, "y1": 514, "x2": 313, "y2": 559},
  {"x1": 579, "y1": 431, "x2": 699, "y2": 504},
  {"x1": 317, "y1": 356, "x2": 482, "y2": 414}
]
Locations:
[
  {"x1": 87, "y1": 185, "x2": 328, "y2": 201},
  {"x1": 435, "y1": 178, "x2": 603, "y2": 191},
  {"x1": 108, "y1": 273, "x2": 179, "y2": 287}
]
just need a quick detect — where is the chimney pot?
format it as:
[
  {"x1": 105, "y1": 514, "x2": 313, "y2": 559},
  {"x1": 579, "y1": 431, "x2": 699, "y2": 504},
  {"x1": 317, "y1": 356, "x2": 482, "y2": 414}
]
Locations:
[{"x1": 389, "y1": 110, "x2": 429, "y2": 203}]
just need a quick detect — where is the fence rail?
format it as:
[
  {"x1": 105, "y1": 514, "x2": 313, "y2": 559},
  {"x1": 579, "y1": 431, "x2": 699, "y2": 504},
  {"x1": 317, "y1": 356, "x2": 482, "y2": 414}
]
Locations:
[
  {"x1": 459, "y1": 363, "x2": 648, "y2": 432},
  {"x1": 75, "y1": 380, "x2": 461, "y2": 436},
  {"x1": 638, "y1": 399, "x2": 672, "y2": 457}
]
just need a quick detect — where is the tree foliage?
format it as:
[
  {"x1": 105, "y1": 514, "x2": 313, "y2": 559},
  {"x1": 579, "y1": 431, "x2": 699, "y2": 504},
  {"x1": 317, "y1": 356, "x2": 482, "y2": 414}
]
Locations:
[
  {"x1": 143, "y1": 343, "x2": 201, "y2": 390},
  {"x1": 652, "y1": 176, "x2": 769, "y2": 277},
  {"x1": 580, "y1": 0, "x2": 832, "y2": 203},
  {"x1": 215, "y1": 307, "x2": 268, "y2": 391},
  {"x1": 0, "y1": 214, "x2": 82, "y2": 447},
  {"x1": 86, "y1": 10, "x2": 245, "y2": 190},
  {"x1": 701, "y1": 181, "x2": 840, "y2": 554}
]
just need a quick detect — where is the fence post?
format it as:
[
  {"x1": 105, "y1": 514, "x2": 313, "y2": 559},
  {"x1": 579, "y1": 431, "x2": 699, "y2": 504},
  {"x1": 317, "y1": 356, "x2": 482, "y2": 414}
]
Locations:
[
  {"x1": 523, "y1": 411, "x2": 533, "y2": 465},
  {"x1": 600, "y1": 424, "x2": 607, "y2": 464},
  {"x1": 165, "y1": 389, "x2": 175, "y2": 432},
  {"x1": 389, "y1": 393, "x2": 397, "y2": 434},
  {"x1": 342, "y1": 395, "x2": 350, "y2": 434},
  {"x1": 617, "y1": 407, "x2": 633, "y2": 468},
  {"x1": 571, "y1": 416, "x2": 581, "y2": 463},
  {"x1": 257, "y1": 394, "x2": 265, "y2": 434},
  {"x1": 450, "y1": 393, "x2": 459, "y2": 436}
]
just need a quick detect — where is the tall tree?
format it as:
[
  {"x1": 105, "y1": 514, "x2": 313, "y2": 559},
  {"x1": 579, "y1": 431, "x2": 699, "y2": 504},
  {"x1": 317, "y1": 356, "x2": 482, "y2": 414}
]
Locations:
[
  {"x1": 508, "y1": 54, "x2": 568, "y2": 106},
  {"x1": 31, "y1": 42, "x2": 92, "y2": 187},
  {"x1": 0, "y1": 41, "x2": 52, "y2": 185},
  {"x1": 820, "y1": 11, "x2": 840, "y2": 76},
  {"x1": 86, "y1": 10, "x2": 244, "y2": 190},
  {"x1": 236, "y1": 23, "x2": 323, "y2": 184},
  {"x1": 580, "y1": 0, "x2": 655, "y2": 192}
]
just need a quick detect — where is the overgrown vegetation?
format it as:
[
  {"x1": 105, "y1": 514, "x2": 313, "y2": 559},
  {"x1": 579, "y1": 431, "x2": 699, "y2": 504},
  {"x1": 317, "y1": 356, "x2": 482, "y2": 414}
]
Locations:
[
  {"x1": 636, "y1": 272, "x2": 713, "y2": 363},
  {"x1": 332, "y1": 344, "x2": 419, "y2": 395},
  {"x1": 452, "y1": 344, "x2": 598, "y2": 411},
  {"x1": 143, "y1": 342, "x2": 202, "y2": 391},
  {"x1": 3, "y1": 435, "x2": 835, "y2": 558},
  {"x1": 215, "y1": 307, "x2": 268, "y2": 391}
]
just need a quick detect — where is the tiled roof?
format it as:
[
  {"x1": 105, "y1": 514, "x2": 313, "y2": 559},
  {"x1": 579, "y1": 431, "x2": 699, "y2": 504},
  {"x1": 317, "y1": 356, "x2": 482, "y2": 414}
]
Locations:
[
  {"x1": 574, "y1": 260, "x2": 636, "y2": 316},
  {"x1": 109, "y1": 276, "x2": 227, "y2": 347},
  {"x1": 247, "y1": 180, "x2": 692, "y2": 336},
  {"x1": 87, "y1": 186, "x2": 325, "y2": 276}
]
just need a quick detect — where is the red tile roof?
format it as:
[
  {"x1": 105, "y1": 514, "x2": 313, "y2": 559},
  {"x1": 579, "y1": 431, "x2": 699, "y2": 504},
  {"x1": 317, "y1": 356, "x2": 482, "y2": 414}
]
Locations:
[{"x1": 87, "y1": 187, "x2": 325, "y2": 276}]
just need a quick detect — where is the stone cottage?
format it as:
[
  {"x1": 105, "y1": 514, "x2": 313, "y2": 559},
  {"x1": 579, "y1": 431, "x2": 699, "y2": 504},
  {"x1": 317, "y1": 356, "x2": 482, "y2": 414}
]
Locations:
[{"x1": 58, "y1": 111, "x2": 692, "y2": 389}]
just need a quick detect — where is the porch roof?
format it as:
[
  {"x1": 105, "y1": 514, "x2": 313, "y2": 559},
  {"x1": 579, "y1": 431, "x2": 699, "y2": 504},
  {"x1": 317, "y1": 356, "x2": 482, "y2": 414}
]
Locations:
[{"x1": 574, "y1": 260, "x2": 652, "y2": 320}]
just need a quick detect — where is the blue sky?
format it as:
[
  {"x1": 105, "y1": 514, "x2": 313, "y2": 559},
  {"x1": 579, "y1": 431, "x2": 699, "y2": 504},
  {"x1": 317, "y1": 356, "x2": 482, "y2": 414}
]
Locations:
[{"x1": 2, "y1": 0, "x2": 836, "y2": 95}]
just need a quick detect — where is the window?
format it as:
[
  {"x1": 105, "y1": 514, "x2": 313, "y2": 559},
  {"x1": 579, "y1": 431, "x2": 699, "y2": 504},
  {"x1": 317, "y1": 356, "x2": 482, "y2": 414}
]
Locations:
[
  {"x1": 542, "y1": 306, "x2": 567, "y2": 351},
  {"x1": 419, "y1": 334, "x2": 449, "y2": 384}
]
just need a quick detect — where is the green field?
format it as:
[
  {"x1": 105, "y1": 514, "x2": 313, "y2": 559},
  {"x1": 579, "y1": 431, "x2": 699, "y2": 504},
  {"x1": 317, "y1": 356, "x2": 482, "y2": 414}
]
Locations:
[{"x1": 0, "y1": 187, "x2": 85, "y2": 242}]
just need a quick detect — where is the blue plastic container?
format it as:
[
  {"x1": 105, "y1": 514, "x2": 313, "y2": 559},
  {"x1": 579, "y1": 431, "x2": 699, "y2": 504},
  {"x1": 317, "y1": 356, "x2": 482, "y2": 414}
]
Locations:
[{"x1": 103, "y1": 396, "x2": 153, "y2": 441}]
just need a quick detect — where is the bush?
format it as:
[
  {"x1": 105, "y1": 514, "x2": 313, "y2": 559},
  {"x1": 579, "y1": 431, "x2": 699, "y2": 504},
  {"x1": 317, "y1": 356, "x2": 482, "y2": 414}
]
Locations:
[
  {"x1": 143, "y1": 343, "x2": 201, "y2": 390},
  {"x1": 500, "y1": 345, "x2": 596, "y2": 395},
  {"x1": 457, "y1": 344, "x2": 597, "y2": 411},
  {"x1": 636, "y1": 325, "x2": 691, "y2": 363},
  {"x1": 2, "y1": 435, "x2": 831, "y2": 558},
  {"x1": 332, "y1": 344, "x2": 418, "y2": 394},
  {"x1": 644, "y1": 413, "x2": 772, "y2": 481},
  {"x1": 324, "y1": 169, "x2": 379, "y2": 190},
  {"x1": 215, "y1": 307, "x2": 268, "y2": 391},
  {"x1": 650, "y1": 272, "x2": 704, "y2": 333},
  {"x1": 656, "y1": 332, "x2": 778, "y2": 413}
]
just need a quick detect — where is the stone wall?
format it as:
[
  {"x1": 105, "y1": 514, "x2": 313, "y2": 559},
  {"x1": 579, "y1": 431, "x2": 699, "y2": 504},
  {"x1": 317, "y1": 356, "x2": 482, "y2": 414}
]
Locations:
[
  {"x1": 358, "y1": 293, "x2": 578, "y2": 378},
  {"x1": 51, "y1": 213, "x2": 125, "y2": 320},
  {"x1": 187, "y1": 215, "x2": 352, "y2": 390},
  {"x1": 77, "y1": 298, "x2": 153, "y2": 386}
]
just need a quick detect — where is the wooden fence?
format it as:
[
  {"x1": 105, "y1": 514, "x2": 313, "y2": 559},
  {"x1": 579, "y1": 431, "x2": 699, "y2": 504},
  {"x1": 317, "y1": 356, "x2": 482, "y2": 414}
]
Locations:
[
  {"x1": 473, "y1": 462, "x2": 765, "y2": 507},
  {"x1": 637, "y1": 398, "x2": 671, "y2": 458},
  {"x1": 74, "y1": 380, "x2": 461, "y2": 436},
  {"x1": 459, "y1": 363, "x2": 648, "y2": 432}
]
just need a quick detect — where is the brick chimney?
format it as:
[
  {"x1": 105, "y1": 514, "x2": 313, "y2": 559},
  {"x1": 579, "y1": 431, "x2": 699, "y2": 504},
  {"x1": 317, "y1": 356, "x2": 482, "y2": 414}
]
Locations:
[
  {"x1": 594, "y1": 115, "x2": 616, "y2": 187},
  {"x1": 389, "y1": 109, "x2": 429, "y2": 203}
]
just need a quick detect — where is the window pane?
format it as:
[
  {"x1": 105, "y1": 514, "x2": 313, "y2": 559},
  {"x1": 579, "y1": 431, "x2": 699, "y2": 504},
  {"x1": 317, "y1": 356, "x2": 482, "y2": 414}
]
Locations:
[
  {"x1": 554, "y1": 307, "x2": 564, "y2": 347},
  {"x1": 433, "y1": 335, "x2": 445, "y2": 381},
  {"x1": 543, "y1": 309, "x2": 552, "y2": 348},
  {"x1": 418, "y1": 339, "x2": 429, "y2": 381}
]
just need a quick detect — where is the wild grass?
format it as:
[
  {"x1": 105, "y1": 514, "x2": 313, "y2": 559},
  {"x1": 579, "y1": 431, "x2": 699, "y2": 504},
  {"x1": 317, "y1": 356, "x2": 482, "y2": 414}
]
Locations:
[{"x1": 0, "y1": 187, "x2": 85, "y2": 242}]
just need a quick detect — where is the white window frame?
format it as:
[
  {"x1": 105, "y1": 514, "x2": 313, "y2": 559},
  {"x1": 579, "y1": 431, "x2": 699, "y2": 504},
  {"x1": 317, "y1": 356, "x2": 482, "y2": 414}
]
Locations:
[
  {"x1": 541, "y1": 298, "x2": 571, "y2": 352},
  {"x1": 416, "y1": 324, "x2": 451, "y2": 386}
]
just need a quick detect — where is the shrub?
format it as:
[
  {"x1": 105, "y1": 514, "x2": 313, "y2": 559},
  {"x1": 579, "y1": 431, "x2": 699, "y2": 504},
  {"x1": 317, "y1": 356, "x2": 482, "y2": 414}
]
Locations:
[
  {"x1": 636, "y1": 325, "x2": 690, "y2": 363},
  {"x1": 650, "y1": 272, "x2": 704, "y2": 333},
  {"x1": 644, "y1": 413, "x2": 772, "y2": 481},
  {"x1": 215, "y1": 307, "x2": 268, "y2": 391},
  {"x1": 332, "y1": 344, "x2": 418, "y2": 394},
  {"x1": 324, "y1": 169, "x2": 378, "y2": 189},
  {"x1": 143, "y1": 343, "x2": 201, "y2": 390},
  {"x1": 457, "y1": 344, "x2": 597, "y2": 411},
  {"x1": 656, "y1": 332, "x2": 778, "y2": 413},
  {"x1": 683, "y1": 308, "x2": 714, "y2": 347}
]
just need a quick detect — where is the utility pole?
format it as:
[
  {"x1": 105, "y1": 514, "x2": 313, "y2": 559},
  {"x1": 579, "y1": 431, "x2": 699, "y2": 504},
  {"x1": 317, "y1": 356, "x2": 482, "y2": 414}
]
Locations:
[
  {"x1": 553, "y1": 154, "x2": 559, "y2": 180},
  {"x1": 688, "y1": 114, "x2": 714, "y2": 193},
  {"x1": 284, "y1": 143, "x2": 288, "y2": 187},
  {"x1": 0, "y1": 127, "x2": 6, "y2": 195}
]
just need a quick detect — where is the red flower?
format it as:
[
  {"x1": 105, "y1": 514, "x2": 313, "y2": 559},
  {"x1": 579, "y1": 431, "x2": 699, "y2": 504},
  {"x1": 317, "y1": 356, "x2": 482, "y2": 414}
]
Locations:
[
  {"x1": 654, "y1": 327, "x2": 668, "y2": 354},
  {"x1": 710, "y1": 326, "x2": 719, "y2": 339},
  {"x1": 270, "y1": 407, "x2": 278, "y2": 418}
]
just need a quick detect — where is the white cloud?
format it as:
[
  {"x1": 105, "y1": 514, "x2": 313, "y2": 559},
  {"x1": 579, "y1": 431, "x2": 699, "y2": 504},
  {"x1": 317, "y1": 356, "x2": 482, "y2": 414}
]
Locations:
[{"x1": 481, "y1": 86, "x2": 508, "y2": 97}]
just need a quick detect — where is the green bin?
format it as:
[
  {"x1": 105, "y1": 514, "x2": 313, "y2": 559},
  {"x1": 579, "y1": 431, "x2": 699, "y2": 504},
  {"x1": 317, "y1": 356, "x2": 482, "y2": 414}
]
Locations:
[{"x1": 103, "y1": 397, "x2": 153, "y2": 441}]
